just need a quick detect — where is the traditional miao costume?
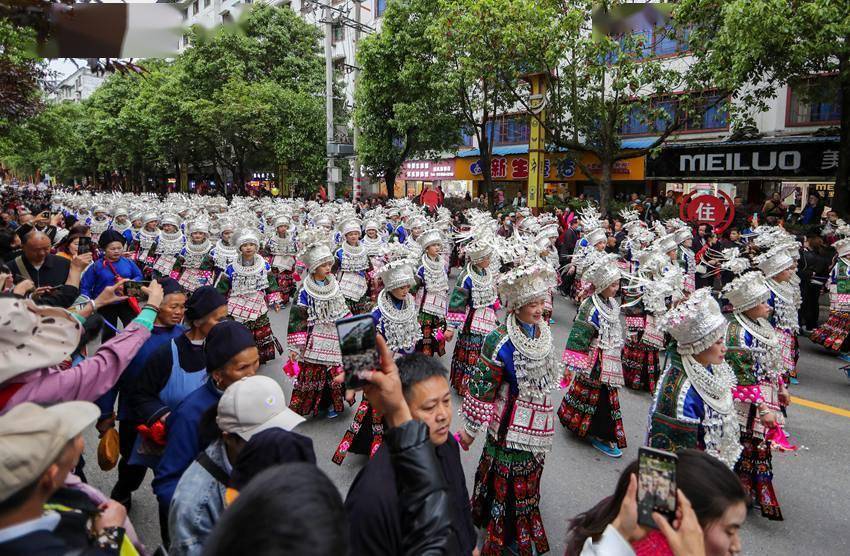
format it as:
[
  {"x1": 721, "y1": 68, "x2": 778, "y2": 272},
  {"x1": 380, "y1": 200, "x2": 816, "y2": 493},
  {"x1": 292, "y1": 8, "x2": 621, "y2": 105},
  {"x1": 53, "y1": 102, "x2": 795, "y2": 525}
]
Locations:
[
  {"x1": 559, "y1": 253, "x2": 628, "y2": 455},
  {"x1": 361, "y1": 218, "x2": 387, "y2": 302},
  {"x1": 762, "y1": 249, "x2": 801, "y2": 383},
  {"x1": 210, "y1": 221, "x2": 238, "y2": 279},
  {"x1": 263, "y1": 214, "x2": 298, "y2": 307},
  {"x1": 621, "y1": 235, "x2": 684, "y2": 394},
  {"x1": 88, "y1": 206, "x2": 111, "y2": 244},
  {"x1": 333, "y1": 258, "x2": 421, "y2": 464},
  {"x1": 386, "y1": 213, "x2": 407, "y2": 243},
  {"x1": 672, "y1": 224, "x2": 697, "y2": 294},
  {"x1": 335, "y1": 217, "x2": 373, "y2": 315},
  {"x1": 723, "y1": 272, "x2": 785, "y2": 520},
  {"x1": 173, "y1": 220, "x2": 215, "y2": 293},
  {"x1": 147, "y1": 214, "x2": 185, "y2": 280},
  {"x1": 570, "y1": 206, "x2": 608, "y2": 304},
  {"x1": 287, "y1": 233, "x2": 350, "y2": 417},
  {"x1": 131, "y1": 212, "x2": 160, "y2": 272},
  {"x1": 463, "y1": 261, "x2": 560, "y2": 556},
  {"x1": 109, "y1": 206, "x2": 135, "y2": 245},
  {"x1": 215, "y1": 230, "x2": 283, "y2": 364},
  {"x1": 415, "y1": 229, "x2": 450, "y2": 357},
  {"x1": 810, "y1": 236, "x2": 850, "y2": 354},
  {"x1": 447, "y1": 236, "x2": 500, "y2": 396},
  {"x1": 647, "y1": 288, "x2": 742, "y2": 469},
  {"x1": 532, "y1": 218, "x2": 561, "y2": 323}
]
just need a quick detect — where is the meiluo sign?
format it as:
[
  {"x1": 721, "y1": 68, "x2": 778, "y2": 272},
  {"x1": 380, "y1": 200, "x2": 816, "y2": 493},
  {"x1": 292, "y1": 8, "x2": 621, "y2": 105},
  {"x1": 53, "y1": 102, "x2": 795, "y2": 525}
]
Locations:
[
  {"x1": 647, "y1": 138, "x2": 840, "y2": 179},
  {"x1": 679, "y1": 151, "x2": 801, "y2": 173}
]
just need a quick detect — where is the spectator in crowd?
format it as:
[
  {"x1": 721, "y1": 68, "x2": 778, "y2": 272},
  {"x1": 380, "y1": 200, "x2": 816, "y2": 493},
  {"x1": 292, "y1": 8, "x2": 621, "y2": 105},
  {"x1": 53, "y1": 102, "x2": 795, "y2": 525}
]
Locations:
[
  {"x1": 695, "y1": 230, "x2": 720, "y2": 290},
  {"x1": 169, "y1": 375, "x2": 310, "y2": 556},
  {"x1": 797, "y1": 192, "x2": 824, "y2": 226},
  {"x1": 512, "y1": 190, "x2": 526, "y2": 209},
  {"x1": 761, "y1": 191, "x2": 786, "y2": 219},
  {"x1": 0, "y1": 402, "x2": 133, "y2": 555},
  {"x1": 798, "y1": 234, "x2": 832, "y2": 333},
  {"x1": 0, "y1": 227, "x2": 21, "y2": 261},
  {"x1": 96, "y1": 277, "x2": 187, "y2": 511},
  {"x1": 567, "y1": 449, "x2": 748, "y2": 556},
  {"x1": 8, "y1": 230, "x2": 70, "y2": 288},
  {"x1": 152, "y1": 320, "x2": 259, "y2": 543},
  {"x1": 345, "y1": 354, "x2": 477, "y2": 556},
  {"x1": 0, "y1": 281, "x2": 163, "y2": 415},
  {"x1": 731, "y1": 196, "x2": 748, "y2": 231},
  {"x1": 54, "y1": 225, "x2": 91, "y2": 261},
  {"x1": 80, "y1": 229, "x2": 144, "y2": 341}
]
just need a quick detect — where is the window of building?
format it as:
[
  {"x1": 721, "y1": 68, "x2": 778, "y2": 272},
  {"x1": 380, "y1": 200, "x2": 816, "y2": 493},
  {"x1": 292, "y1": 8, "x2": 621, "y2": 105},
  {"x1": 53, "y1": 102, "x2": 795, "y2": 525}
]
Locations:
[
  {"x1": 204, "y1": 0, "x2": 210, "y2": 8},
  {"x1": 485, "y1": 114, "x2": 531, "y2": 145},
  {"x1": 787, "y1": 76, "x2": 841, "y2": 126},
  {"x1": 610, "y1": 20, "x2": 690, "y2": 62},
  {"x1": 620, "y1": 93, "x2": 728, "y2": 135},
  {"x1": 376, "y1": 0, "x2": 387, "y2": 17},
  {"x1": 182, "y1": 8, "x2": 189, "y2": 20},
  {"x1": 461, "y1": 129, "x2": 475, "y2": 147},
  {"x1": 332, "y1": 23, "x2": 344, "y2": 43},
  {"x1": 192, "y1": 1, "x2": 199, "y2": 15}
]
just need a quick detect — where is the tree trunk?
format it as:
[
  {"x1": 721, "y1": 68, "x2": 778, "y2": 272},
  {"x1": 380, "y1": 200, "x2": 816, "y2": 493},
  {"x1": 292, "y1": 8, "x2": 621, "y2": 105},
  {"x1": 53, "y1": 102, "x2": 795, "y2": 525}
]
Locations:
[
  {"x1": 479, "y1": 130, "x2": 493, "y2": 208},
  {"x1": 834, "y1": 54, "x2": 850, "y2": 219},
  {"x1": 179, "y1": 160, "x2": 189, "y2": 193},
  {"x1": 599, "y1": 157, "x2": 613, "y2": 216},
  {"x1": 385, "y1": 168, "x2": 397, "y2": 199}
]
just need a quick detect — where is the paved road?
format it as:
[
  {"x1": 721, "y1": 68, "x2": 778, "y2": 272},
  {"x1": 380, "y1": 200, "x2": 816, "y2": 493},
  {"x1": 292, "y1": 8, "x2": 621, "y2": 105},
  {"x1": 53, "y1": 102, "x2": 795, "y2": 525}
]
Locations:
[{"x1": 83, "y1": 291, "x2": 850, "y2": 555}]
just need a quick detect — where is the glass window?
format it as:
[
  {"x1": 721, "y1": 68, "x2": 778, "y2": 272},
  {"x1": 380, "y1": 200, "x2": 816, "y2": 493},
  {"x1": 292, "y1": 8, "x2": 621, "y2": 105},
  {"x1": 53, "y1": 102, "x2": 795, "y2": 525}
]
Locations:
[
  {"x1": 376, "y1": 0, "x2": 387, "y2": 17},
  {"x1": 332, "y1": 23, "x2": 344, "y2": 43},
  {"x1": 204, "y1": 0, "x2": 210, "y2": 8},
  {"x1": 788, "y1": 76, "x2": 841, "y2": 125},
  {"x1": 621, "y1": 105, "x2": 650, "y2": 135},
  {"x1": 654, "y1": 99, "x2": 677, "y2": 131},
  {"x1": 654, "y1": 23, "x2": 679, "y2": 56},
  {"x1": 192, "y1": 1, "x2": 199, "y2": 15}
]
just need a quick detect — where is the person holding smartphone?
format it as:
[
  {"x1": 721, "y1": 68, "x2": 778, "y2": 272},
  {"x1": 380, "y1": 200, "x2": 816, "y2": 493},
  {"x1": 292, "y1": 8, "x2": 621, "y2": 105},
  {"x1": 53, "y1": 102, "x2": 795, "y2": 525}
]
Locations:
[
  {"x1": 80, "y1": 229, "x2": 144, "y2": 341},
  {"x1": 333, "y1": 254, "x2": 421, "y2": 465}
]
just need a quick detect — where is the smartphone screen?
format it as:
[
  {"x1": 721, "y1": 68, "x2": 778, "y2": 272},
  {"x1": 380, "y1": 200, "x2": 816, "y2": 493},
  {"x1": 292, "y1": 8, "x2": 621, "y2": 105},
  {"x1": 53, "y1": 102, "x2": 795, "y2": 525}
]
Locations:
[
  {"x1": 637, "y1": 447, "x2": 678, "y2": 529},
  {"x1": 123, "y1": 280, "x2": 150, "y2": 300},
  {"x1": 77, "y1": 236, "x2": 92, "y2": 254},
  {"x1": 336, "y1": 314, "x2": 379, "y2": 390}
]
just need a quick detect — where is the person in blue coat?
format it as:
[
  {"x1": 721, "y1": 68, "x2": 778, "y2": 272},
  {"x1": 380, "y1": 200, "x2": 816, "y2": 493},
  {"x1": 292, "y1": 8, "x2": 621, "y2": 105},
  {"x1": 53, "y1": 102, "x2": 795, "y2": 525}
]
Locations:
[
  {"x1": 95, "y1": 277, "x2": 187, "y2": 511},
  {"x1": 80, "y1": 229, "x2": 144, "y2": 341},
  {"x1": 152, "y1": 320, "x2": 259, "y2": 545}
]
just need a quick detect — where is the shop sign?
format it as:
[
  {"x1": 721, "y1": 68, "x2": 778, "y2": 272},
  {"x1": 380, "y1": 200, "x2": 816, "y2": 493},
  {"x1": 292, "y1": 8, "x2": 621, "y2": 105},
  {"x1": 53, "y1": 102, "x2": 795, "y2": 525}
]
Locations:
[
  {"x1": 679, "y1": 191, "x2": 736, "y2": 234},
  {"x1": 400, "y1": 159, "x2": 456, "y2": 180},
  {"x1": 458, "y1": 153, "x2": 643, "y2": 181},
  {"x1": 647, "y1": 139, "x2": 841, "y2": 179}
]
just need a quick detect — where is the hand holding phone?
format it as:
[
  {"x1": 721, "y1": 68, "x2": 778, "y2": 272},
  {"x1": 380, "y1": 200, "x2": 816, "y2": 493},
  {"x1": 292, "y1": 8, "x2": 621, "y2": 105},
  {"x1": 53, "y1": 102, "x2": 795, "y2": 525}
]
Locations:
[
  {"x1": 123, "y1": 280, "x2": 150, "y2": 300},
  {"x1": 637, "y1": 447, "x2": 678, "y2": 529},
  {"x1": 336, "y1": 314, "x2": 380, "y2": 390},
  {"x1": 77, "y1": 236, "x2": 92, "y2": 255}
]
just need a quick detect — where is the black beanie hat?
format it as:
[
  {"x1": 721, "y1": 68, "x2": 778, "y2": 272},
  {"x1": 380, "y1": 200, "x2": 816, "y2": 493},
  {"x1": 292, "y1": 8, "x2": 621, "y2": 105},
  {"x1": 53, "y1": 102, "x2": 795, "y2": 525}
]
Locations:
[
  {"x1": 97, "y1": 229, "x2": 127, "y2": 250},
  {"x1": 186, "y1": 286, "x2": 227, "y2": 321},
  {"x1": 205, "y1": 320, "x2": 255, "y2": 372}
]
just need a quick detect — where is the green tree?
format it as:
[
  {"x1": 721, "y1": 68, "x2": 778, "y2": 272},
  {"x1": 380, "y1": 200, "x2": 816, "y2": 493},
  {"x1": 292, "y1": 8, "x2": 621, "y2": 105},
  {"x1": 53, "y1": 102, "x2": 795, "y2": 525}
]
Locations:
[
  {"x1": 355, "y1": 0, "x2": 462, "y2": 198},
  {"x1": 0, "y1": 20, "x2": 45, "y2": 134},
  {"x1": 676, "y1": 0, "x2": 850, "y2": 217}
]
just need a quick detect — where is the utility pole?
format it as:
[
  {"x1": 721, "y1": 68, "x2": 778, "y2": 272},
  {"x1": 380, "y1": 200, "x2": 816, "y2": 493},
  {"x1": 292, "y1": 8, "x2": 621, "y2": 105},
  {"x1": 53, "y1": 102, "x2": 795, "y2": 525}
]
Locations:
[
  {"x1": 324, "y1": 1, "x2": 336, "y2": 200},
  {"x1": 352, "y1": 0, "x2": 362, "y2": 201}
]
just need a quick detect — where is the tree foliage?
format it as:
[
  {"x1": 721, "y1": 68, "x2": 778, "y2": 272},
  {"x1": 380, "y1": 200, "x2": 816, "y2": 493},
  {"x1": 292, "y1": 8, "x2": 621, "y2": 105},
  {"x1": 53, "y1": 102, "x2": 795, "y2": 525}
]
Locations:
[
  {"x1": 355, "y1": 0, "x2": 462, "y2": 198},
  {"x1": 0, "y1": 5, "x2": 327, "y2": 195}
]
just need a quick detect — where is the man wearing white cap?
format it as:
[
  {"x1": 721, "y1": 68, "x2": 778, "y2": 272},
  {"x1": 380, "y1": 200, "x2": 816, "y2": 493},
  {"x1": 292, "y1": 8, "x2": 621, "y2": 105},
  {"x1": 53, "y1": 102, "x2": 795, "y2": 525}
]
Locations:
[
  {"x1": 168, "y1": 375, "x2": 307, "y2": 556},
  {"x1": 0, "y1": 402, "x2": 130, "y2": 555}
]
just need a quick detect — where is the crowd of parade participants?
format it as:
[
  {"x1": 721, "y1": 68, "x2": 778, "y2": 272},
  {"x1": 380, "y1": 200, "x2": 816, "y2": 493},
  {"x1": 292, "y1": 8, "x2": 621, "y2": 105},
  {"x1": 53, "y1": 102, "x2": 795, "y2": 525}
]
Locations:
[{"x1": 1, "y1": 183, "x2": 848, "y2": 555}]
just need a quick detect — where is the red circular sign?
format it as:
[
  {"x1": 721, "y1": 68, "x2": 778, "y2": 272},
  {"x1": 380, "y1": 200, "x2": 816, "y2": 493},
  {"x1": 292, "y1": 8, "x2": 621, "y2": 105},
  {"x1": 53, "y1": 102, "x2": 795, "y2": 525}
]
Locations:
[{"x1": 679, "y1": 191, "x2": 735, "y2": 234}]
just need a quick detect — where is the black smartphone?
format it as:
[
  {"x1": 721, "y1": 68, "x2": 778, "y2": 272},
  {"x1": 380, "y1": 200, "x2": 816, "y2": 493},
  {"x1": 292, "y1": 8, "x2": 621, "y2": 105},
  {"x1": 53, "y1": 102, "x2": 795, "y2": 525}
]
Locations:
[
  {"x1": 637, "y1": 446, "x2": 678, "y2": 529},
  {"x1": 336, "y1": 314, "x2": 379, "y2": 390},
  {"x1": 123, "y1": 280, "x2": 150, "y2": 300},
  {"x1": 77, "y1": 236, "x2": 92, "y2": 254}
]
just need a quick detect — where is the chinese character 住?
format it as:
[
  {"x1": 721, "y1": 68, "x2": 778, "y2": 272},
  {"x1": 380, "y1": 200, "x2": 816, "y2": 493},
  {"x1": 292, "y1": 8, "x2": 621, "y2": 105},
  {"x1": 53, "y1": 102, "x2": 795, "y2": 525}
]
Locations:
[{"x1": 695, "y1": 202, "x2": 716, "y2": 222}]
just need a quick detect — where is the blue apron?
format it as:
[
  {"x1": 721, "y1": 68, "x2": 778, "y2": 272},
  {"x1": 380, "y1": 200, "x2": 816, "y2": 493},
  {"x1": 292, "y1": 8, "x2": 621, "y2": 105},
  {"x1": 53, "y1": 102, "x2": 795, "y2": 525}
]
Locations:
[{"x1": 130, "y1": 340, "x2": 207, "y2": 468}]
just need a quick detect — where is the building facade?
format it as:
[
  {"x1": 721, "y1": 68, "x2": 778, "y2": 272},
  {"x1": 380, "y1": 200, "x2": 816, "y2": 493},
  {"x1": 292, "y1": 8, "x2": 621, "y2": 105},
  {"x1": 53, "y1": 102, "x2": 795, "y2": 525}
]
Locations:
[{"x1": 48, "y1": 66, "x2": 106, "y2": 103}]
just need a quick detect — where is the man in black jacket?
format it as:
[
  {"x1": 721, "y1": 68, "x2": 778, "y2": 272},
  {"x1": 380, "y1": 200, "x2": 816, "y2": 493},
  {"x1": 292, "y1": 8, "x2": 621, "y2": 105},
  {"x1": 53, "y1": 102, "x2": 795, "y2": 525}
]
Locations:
[
  {"x1": 346, "y1": 354, "x2": 475, "y2": 555},
  {"x1": 8, "y1": 230, "x2": 70, "y2": 288},
  {"x1": 798, "y1": 234, "x2": 832, "y2": 333}
]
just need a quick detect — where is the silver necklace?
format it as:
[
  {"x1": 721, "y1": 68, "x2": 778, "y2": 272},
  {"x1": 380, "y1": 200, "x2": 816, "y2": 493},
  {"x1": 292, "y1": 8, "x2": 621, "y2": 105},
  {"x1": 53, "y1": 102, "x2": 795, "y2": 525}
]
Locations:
[
  {"x1": 506, "y1": 314, "x2": 559, "y2": 397},
  {"x1": 422, "y1": 254, "x2": 448, "y2": 292},
  {"x1": 734, "y1": 314, "x2": 778, "y2": 345},
  {"x1": 341, "y1": 241, "x2": 369, "y2": 271},
  {"x1": 681, "y1": 355, "x2": 736, "y2": 414},
  {"x1": 304, "y1": 275, "x2": 350, "y2": 324}
]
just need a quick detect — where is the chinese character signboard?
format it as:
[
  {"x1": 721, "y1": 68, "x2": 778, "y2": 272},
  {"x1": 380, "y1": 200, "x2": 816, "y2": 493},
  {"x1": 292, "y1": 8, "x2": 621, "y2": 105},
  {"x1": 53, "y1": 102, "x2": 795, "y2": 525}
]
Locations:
[
  {"x1": 679, "y1": 191, "x2": 735, "y2": 234},
  {"x1": 647, "y1": 138, "x2": 841, "y2": 179},
  {"x1": 455, "y1": 153, "x2": 644, "y2": 182},
  {"x1": 400, "y1": 160, "x2": 456, "y2": 181}
]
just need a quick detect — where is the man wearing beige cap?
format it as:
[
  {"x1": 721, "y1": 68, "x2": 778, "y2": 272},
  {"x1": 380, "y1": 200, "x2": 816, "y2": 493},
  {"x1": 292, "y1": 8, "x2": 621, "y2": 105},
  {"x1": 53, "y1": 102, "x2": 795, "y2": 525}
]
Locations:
[
  {"x1": 168, "y1": 375, "x2": 307, "y2": 556},
  {"x1": 0, "y1": 402, "x2": 128, "y2": 555}
]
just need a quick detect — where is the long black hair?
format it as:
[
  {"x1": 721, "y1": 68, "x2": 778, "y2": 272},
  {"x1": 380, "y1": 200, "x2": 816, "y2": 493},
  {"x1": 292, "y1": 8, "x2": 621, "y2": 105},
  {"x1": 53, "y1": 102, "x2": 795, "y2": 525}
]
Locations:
[{"x1": 564, "y1": 449, "x2": 747, "y2": 555}]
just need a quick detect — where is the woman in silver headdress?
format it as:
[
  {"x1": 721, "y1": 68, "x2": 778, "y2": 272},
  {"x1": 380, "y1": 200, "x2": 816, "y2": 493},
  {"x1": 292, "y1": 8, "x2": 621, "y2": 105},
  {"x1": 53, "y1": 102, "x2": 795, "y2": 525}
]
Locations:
[
  {"x1": 173, "y1": 220, "x2": 215, "y2": 293},
  {"x1": 262, "y1": 214, "x2": 298, "y2": 309},
  {"x1": 334, "y1": 217, "x2": 373, "y2": 315},
  {"x1": 215, "y1": 229, "x2": 283, "y2": 364}
]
